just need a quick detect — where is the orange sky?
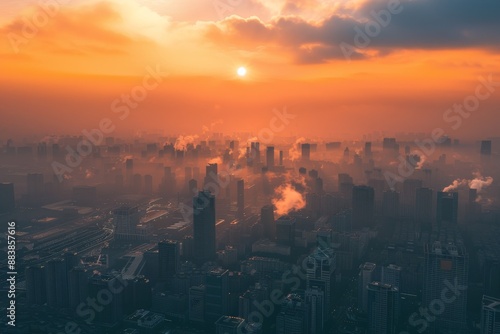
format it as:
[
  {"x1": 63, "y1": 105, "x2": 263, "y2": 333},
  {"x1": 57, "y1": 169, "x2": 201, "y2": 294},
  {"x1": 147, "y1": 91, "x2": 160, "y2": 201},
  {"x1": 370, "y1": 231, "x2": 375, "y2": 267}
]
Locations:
[{"x1": 1, "y1": 0, "x2": 499, "y2": 141}]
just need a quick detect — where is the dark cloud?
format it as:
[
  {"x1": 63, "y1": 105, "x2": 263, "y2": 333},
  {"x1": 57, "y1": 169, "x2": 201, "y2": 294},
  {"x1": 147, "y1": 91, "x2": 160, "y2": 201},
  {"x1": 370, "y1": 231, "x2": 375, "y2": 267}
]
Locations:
[{"x1": 207, "y1": 0, "x2": 500, "y2": 63}]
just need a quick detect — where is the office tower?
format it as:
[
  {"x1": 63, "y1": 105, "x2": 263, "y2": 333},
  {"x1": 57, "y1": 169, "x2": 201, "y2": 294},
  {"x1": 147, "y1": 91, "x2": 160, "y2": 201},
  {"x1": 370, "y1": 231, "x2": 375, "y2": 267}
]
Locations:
[
  {"x1": 402, "y1": 178, "x2": 423, "y2": 219},
  {"x1": 114, "y1": 205, "x2": 141, "y2": 240},
  {"x1": 189, "y1": 285, "x2": 206, "y2": 323},
  {"x1": 27, "y1": 173, "x2": 44, "y2": 205},
  {"x1": 0, "y1": 182, "x2": 15, "y2": 213},
  {"x1": 338, "y1": 173, "x2": 354, "y2": 198},
  {"x1": 68, "y1": 267, "x2": 89, "y2": 308},
  {"x1": 306, "y1": 287, "x2": 325, "y2": 334},
  {"x1": 437, "y1": 191, "x2": 459, "y2": 227},
  {"x1": 301, "y1": 143, "x2": 311, "y2": 161},
  {"x1": 423, "y1": 242, "x2": 468, "y2": 333},
  {"x1": 276, "y1": 294, "x2": 309, "y2": 334},
  {"x1": 261, "y1": 205, "x2": 275, "y2": 240},
  {"x1": 481, "y1": 140, "x2": 492, "y2": 156},
  {"x1": 88, "y1": 275, "x2": 123, "y2": 327},
  {"x1": 416, "y1": 188, "x2": 433, "y2": 231},
  {"x1": 45, "y1": 258, "x2": 69, "y2": 308},
  {"x1": 276, "y1": 216, "x2": 296, "y2": 246},
  {"x1": 265, "y1": 146, "x2": 275, "y2": 169},
  {"x1": 204, "y1": 163, "x2": 218, "y2": 189},
  {"x1": 358, "y1": 262, "x2": 377, "y2": 312},
  {"x1": 279, "y1": 150, "x2": 284, "y2": 165},
  {"x1": 481, "y1": 295, "x2": 500, "y2": 334},
  {"x1": 158, "y1": 240, "x2": 180, "y2": 282},
  {"x1": 352, "y1": 185, "x2": 375, "y2": 229},
  {"x1": 215, "y1": 316, "x2": 246, "y2": 334},
  {"x1": 367, "y1": 282, "x2": 400, "y2": 334},
  {"x1": 380, "y1": 264, "x2": 402, "y2": 290},
  {"x1": 237, "y1": 179, "x2": 244, "y2": 219},
  {"x1": 205, "y1": 268, "x2": 229, "y2": 325},
  {"x1": 383, "y1": 190, "x2": 400, "y2": 220},
  {"x1": 25, "y1": 265, "x2": 47, "y2": 305},
  {"x1": 306, "y1": 246, "x2": 336, "y2": 327},
  {"x1": 365, "y1": 142, "x2": 372, "y2": 157},
  {"x1": 144, "y1": 174, "x2": 153, "y2": 195},
  {"x1": 193, "y1": 191, "x2": 216, "y2": 264}
]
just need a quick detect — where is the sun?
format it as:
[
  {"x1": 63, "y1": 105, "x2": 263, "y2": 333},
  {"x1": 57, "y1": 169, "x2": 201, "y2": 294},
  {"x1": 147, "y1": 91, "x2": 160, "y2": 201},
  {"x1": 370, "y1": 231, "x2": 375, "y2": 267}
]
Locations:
[{"x1": 237, "y1": 67, "x2": 247, "y2": 77}]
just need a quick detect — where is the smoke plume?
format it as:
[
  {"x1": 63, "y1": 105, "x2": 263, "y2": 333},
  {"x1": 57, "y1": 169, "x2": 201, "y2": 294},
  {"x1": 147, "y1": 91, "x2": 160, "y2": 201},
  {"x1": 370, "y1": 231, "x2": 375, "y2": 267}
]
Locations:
[
  {"x1": 272, "y1": 183, "x2": 306, "y2": 215},
  {"x1": 174, "y1": 135, "x2": 198, "y2": 151},
  {"x1": 288, "y1": 137, "x2": 306, "y2": 161}
]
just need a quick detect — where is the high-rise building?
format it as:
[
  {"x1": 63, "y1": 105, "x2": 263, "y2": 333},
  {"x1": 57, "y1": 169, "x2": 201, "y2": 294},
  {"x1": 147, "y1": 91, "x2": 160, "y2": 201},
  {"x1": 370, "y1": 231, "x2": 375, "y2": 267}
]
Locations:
[
  {"x1": 114, "y1": 205, "x2": 141, "y2": 240},
  {"x1": 302, "y1": 143, "x2": 311, "y2": 161},
  {"x1": 381, "y1": 264, "x2": 402, "y2": 290},
  {"x1": 276, "y1": 294, "x2": 309, "y2": 334},
  {"x1": 25, "y1": 265, "x2": 47, "y2": 305},
  {"x1": 279, "y1": 150, "x2": 284, "y2": 165},
  {"x1": 215, "y1": 316, "x2": 246, "y2": 334},
  {"x1": 437, "y1": 192, "x2": 459, "y2": 227},
  {"x1": 359, "y1": 262, "x2": 377, "y2": 312},
  {"x1": 68, "y1": 267, "x2": 89, "y2": 308},
  {"x1": 27, "y1": 173, "x2": 44, "y2": 205},
  {"x1": 0, "y1": 182, "x2": 15, "y2": 213},
  {"x1": 276, "y1": 216, "x2": 296, "y2": 246},
  {"x1": 416, "y1": 188, "x2": 433, "y2": 231},
  {"x1": 423, "y1": 241, "x2": 468, "y2": 333},
  {"x1": 306, "y1": 246, "x2": 336, "y2": 320},
  {"x1": 481, "y1": 140, "x2": 492, "y2": 156},
  {"x1": 367, "y1": 282, "x2": 400, "y2": 334},
  {"x1": 261, "y1": 205, "x2": 275, "y2": 240},
  {"x1": 193, "y1": 191, "x2": 216, "y2": 264},
  {"x1": 205, "y1": 268, "x2": 229, "y2": 325},
  {"x1": 481, "y1": 295, "x2": 500, "y2": 334},
  {"x1": 306, "y1": 287, "x2": 325, "y2": 334},
  {"x1": 365, "y1": 142, "x2": 372, "y2": 157},
  {"x1": 266, "y1": 146, "x2": 275, "y2": 169},
  {"x1": 158, "y1": 240, "x2": 180, "y2": 282},
  {"x1": 45, "y1": 258, "x2": 69, "y2": 308},
  {"x1": 402, "y1": 179, "x2": 423, "y2": 219},
  {"x1": 352, "y1": 186, "x2": 375, "y2": 229},
  {"x1": 88, "y1": 275, "x2": 124, "y2": 327},
  {"x1": 189, "y1": 285, "x2": 206, "y2": 323},
  {"x1": 204, "y1": 163, "x2": 218, "y2": 189},
  {"x1": 237, "y1": 179, "x2": 244, "y2": 219}
]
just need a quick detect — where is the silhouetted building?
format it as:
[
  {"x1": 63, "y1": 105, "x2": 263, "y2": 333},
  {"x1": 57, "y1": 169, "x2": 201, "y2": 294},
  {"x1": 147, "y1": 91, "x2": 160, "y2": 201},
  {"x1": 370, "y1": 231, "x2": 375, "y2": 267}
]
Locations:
[
  {"x1": 189, "y1": 285, "x2": 206, "y2": 323},
  {"x1": 276, "y1": 294, "x2": 309, "y2": 334},
  {"x1": 68, "y1": 267, "x2": 89, "y2": 308},
  {"x1": 266, "y1": 146, "x2": 275, "y2": 169},
  {"x1": 237, "y1": 179, "x2": 244, "y2": 219},
  {"x1": 416, "y1": 188, "x2": 433, "y2": 231},
  {"x1": 204, "y1": 163, "x2": 218, "y2": 190},
  {"x1": 276, "y1": 216, "x2": 296, "y2": 247},
  {"x1": 423, "y1": 242, "x2": 468, "y2": 333},
  {"x1": 193, "y1": 191, "x2": 216, "y2": 264},
  {"x1": 261, "y1": 205, "x2": 275, "y2": 240},
  {"x1": 301, "y1": 143, "x2": 311, "y2": 161},
  {"x1": 352, "y1": 186, "x2": 375, "y2": 229},
  {"x1": 306, "y1": 287, "x2": 325, "y2": 334},
  {"x1": 205, "y1": 268, "x2": 229, "y2": 325},
  {"x1": 365, "y1": 142, "x2": 372, "y2": 157},
  {"x1": 481, "y1": 140, "x2": 492, "y2": 156},
  {"x1": 159, "y1": 240, "x2": 180, "y2": 282},
  {"x1": 367, "y1": 282, "x2": 400, "y2": 334},
  {"x1": 0, "y1": 182, "x2": 15, "y2": 213},
  {"x1": 25, "y1": 265, "x2": 47, "y2": 305},
  {"x1": 402, "y1": 179, "x2": 423, "y2": 219},
  {"x1": 45, "y1": 258, "x2": 69, "y2": 308},
  {"x1": 437, "y1": 191, "x2": 459, "y2": 227},
  {"x1": 88, "y1": 275, "x2": 124, "y2": 328},
  {"x1": 114, "y1": 205, "x2": 141, "y2": 241}
]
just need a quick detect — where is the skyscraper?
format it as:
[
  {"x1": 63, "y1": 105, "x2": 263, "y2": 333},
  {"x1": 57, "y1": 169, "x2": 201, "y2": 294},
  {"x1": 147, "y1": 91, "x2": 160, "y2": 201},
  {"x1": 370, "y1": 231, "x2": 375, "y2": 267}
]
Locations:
[
  {"x1": 382, "y1": 190, "x2": 400, "y2": 220},
  {"x1": 416, "y1": 187, "x2": 433, "y2": 231},
  {"x1": 158, "y1": 240, "x2": 180, "y2": 282},
  {"x1": 266, "y1": 146, "x2": 275, "y2": 169},
  {"x1": 114, "y1": 205, "x2": 141, "y2": 241},
  {"x1": 359, "y1": 262, "x2": 377, "y2": 312},
  {"x1": 193, "y1": 191, "x2": 216, "y2": 264},
  {"x1": 301, "y1": 143, "x2": 311, "y2": 161},
  {"x1": 481, "y1": 140, "x2": 492, "y2": 156},
  {"x1": 367, "y1": 282, "x2": 400, "y2": 334},
  {"x1": 261, "y1": 205, "x2": 275, "y2": 240},
  {"x1": 423, "y1": 241, "x2": 468, "y2": 333},
  {"x1": 0, "y1": 182, "x2": 15, "y2": 213},
  {"x1": 306, "y1": 287, "x2": 325, "y2": 334},
  {"x1": 205, "y1": 268, "x2": 229, "y2": 325},
  {"x1": 204, "y1": 163, "x2": 218, "y2": 189},
  {"x1": 237, "y1": 179, "x2": 244, "y2": 219},
  {"x1": 45, "y1": 258, "x2": 69, "y2": 308},
  {"x1": 276, "y1": 294, "x2": 309, "y2": 334},
  {"x1": 276, "y1": 216, "x2": 296, "y2": 247},
  {"x1": 25, "y1": 265, "x2": 47, "y2": 305},
  {"x1": 481, "y1": 295, "x2": 500, "y2": 334},
  {"x1": 402, "y1": 178, "x2": 423, "y2": 219},
  {"x1": 352, "y1": 185, "x2": 375, "y2": 229},
  {"x1": 437, "y1": 191, "x2": 459, "y2": 227},
  {"x1": 365, "y1": 142, "x2": 372, "y2": 157},
  {"x1": 88, "y1": 275, "x2": 124, "y2": 327}
]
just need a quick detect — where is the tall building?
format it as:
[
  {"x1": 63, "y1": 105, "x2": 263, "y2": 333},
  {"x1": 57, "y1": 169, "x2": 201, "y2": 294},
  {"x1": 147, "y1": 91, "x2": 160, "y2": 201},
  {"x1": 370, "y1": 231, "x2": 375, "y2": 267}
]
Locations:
[
  {"x1": 193, "y1": 191, "x2": 216, "y2": 264},
  {"x1": 45, "y1": 258, "x2": 69, "y2": 308},
  {"x1": 189, "y1": 285, "x2": 206, "y2": 323},
  {"x1": 367, "y1": 282, "x2": 400, "y2": 334},
  {"x1": 306, "y1": 287, "x2": 325, "y2": 334},
  {"x1": 215, "y1": 316, "x2": 246, "y2": 334},
  {"x1": 423, "y1": 241, "x2": 468, "y2": 333},
  {"x1": 276, "y1": 294, "x2": 309, "y2": 334},
  {"x1": 88, "y1": 275, "x2": 124, "y2": 327},
  {"x1": 261, "y1": 205, "x2": 275, "y2": 240},
  {"x1": 416, "y1": 188, "x2": 433, "y2": 231},
  {"x1": 25, "y1": 265, "x2": 47, "y2": 305},
  {"x1": 27, "y1": 173, "x2": 44, "y2": 205},
  {"x1": 481, "y1": 140, "x2": 492, "y2": 156},
  {"x1": 481, "y1": 295, "x2": 500, "y2": 334},
  {"x1": 365, "y1": 142, "x2": 372, "y2": 157},
  {"x1": 352, "y1": 186, "x2": 375, "y2": 229},
  {"x1": 437, "y1": 192, "x2": 459, "y2": 227},
  {"x1": 237, "y1": 179, "x2": 244, "y2": 219},
  {"x1": 382, "y1": 190, "x2": 400, "y2": 220},
  {"x1": 114, "y1": 205, "x2": 141, "y2": 240},
  {"x1": 158, "y1": 240, "x2": 180, "y2": 282},
  {"x1": 204, "y1": 163, "x2": 218, "y2": 189},
  {"x1": 68, "y1": 267, "x2": 89, "y2": 308},
  {"x1": 358, "y1": 262, "x2": 377, "y2": 312},
  {"x1": 306, "y1": 247, "x2": 336, "y2": 319},
  {"x1": 0, "y1": 182, "x2": 15, "y2": 213},
  {"x1": 276, "y1": 216, "x2": 296, "y2": 247},
  {"x1": 402, "y1": 179, "x2": 423, "y2": 219},
  {"x1": 381, "y1": 264, "x2": 402, "y2": 290},
  {"x1": 205, "y1": 268, "x2": 229, "y2": 325},
  {"x1": 266, "y1": 146, "x2": 275, "y2": 169},
  {"x1": 301, "y1": 143, "x2": 311, "y2": 161}
]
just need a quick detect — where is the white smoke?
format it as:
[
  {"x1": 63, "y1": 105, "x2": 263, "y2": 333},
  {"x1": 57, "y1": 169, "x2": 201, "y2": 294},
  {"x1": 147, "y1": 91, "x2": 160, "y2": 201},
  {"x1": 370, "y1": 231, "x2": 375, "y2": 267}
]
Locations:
[{"x1": 288, "y1": 137, "x2": 306, "y2": 161}]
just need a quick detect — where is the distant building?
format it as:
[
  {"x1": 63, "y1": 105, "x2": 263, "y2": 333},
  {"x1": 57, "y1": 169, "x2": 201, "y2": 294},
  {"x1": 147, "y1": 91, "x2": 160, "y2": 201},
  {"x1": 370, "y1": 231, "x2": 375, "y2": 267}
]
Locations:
[
  {"x1": 358, "y1": 262, "x2": 377, "y2": 312},
  {"x1": 276, "y1": 216, "x2": 296, "y2": 247},
  {"x1": 158, "y1": 240, "x2": 180, "y2": 282},
  {"x1": 193, "y1": 191, "x2": 216, "y2": 264},
  {"x1": 266, "y1": 146, "x2": 275, "y2": 169},
  {"x1": 367, "y1": 282, "x2": 400, "y2": 334},
  {"x1": 276, "y1": 294, "x2": 309, "y2": 334},
  {"x1": 437, "y1": 191, "x2": 459, "y2": 227},
  {"x1": 0, "y1": 182, "x2": 15, "y2": 213},
  {"x1": 301, "y1": 143, "x2": 311, "y2": 161},
  {"x1": 189, "y1": 285, "x2": 206, "y2": 323},
  {"x1": 481, "y1": 140, "x2": 492, "y2": 156},
  {"x1": 237, "y1": 179, "x2": 244, "y2": 219},
  {"x1": 383, "y1": 190, "x2": 400, "y2": 220},
  {"x1": 205, "y1": 269, "x2": 229, "y2": 325},
  {"x1": 352, "y1": 186, "x2": 375, "y2": 229},
  {"x1": 114, "y1": 205, "x2": 142, "y2": 241}
]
